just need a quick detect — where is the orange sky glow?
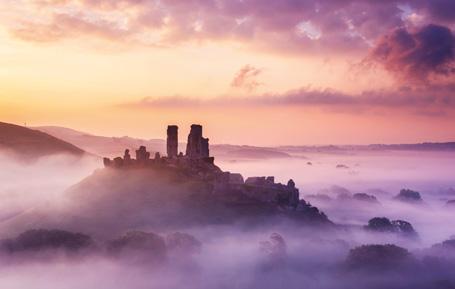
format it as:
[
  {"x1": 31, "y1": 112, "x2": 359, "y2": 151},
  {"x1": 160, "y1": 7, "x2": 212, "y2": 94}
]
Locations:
[{"x1": 0, "y1": 0, "x2": 454, "y2": 145}]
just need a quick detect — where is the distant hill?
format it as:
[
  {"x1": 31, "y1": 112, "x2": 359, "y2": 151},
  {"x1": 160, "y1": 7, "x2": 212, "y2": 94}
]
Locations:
[
  {"x1": 211, "y1": 145, "x2": 291, "y2": 159},
  {"x1": 36, "y1": 126, "x2": 165, "y2": 158},
  {"x1": 0, "y1": 122, "x2": 85, "y2": 160},
  {"x1": 365, "y1": 142, "x2": 455, "y2": 151},
  {"x1": 279, "y1": 142, "x2": 455, "y2": 153},
  {"x1": 35, "y1": 126, "x2": 292, "y2": 160},
  {"x1": 35, "y1": 125, "x2": 455, "y2": 160}
]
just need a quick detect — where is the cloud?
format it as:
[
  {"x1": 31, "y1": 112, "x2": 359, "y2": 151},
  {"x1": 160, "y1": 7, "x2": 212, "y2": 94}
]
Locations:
[
  {"x1": 4, "y1": 0, "x2": 455, "y2": 86},
  {"x1": 123, "y1": 96, "x2": 204, "y2": 108},
  {"x1": 120, "y1": 83, "x2": 455, "y2": 116},
  {"x1": 367, "y1": 24, "x2": 454, "y2": 82},
  {"x1": 231, "y1": 65, "x2": 263, "y2": 92},
  {"x1": 11, "y1": 12, "x2": 132, "y2": 43},
  {"x1": 413, "y1": 0, "x2": 455, "y2": 23},
  {"x1": 0, "y1": 0, "x2": 409, "y2": 54}
]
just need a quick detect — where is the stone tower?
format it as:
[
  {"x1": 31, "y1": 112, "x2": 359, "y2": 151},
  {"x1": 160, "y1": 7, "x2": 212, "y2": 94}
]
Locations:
[
  {"x1": 186, "y1": 124, "x2": 209, "y2": 159},
  {"x1": 167, "y1": 125, "x2": 178, "y2": 158}
]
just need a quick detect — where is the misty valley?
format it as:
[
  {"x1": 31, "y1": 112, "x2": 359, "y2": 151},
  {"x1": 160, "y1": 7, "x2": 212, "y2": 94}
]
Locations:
[
  {"x1": 2, "y1": 0, "x2": 455, "y2": 287},
  {"x1": 0, "y1": 122, "x2": 454, "y2": 289}
]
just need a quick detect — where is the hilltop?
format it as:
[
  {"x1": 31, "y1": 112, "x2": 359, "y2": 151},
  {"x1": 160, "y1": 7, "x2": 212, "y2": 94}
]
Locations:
[
  {"x1": 35, "y1": 126, "x2": 164, "y2": 158},
  {"x1": 0, "y1": 122, "x2": 85, "y2": 160},
  {"x1": 0, "y1": 124, "x2": 329, "y2": 238}
]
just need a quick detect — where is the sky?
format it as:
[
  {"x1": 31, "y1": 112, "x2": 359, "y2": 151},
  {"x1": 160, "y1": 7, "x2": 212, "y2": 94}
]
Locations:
[{"x1": 0, "y1": 0, "x2": 454, "y2": 145}]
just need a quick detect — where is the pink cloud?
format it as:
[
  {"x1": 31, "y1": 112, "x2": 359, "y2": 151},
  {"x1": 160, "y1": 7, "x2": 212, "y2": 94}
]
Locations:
[
  {"x1": 5, "y1": 0, "x2": 455, "y2": 87},
  {"x1": 120, "y1": 83, "x2": 455, "y2": 117},
  {"x1": 231, "y1": 65, "x2": 263, "y2": 92},
  {"x1": 11, "y1": 11, "x2": 132, "y2": 42},
  {"x1": 1, "y1": 0, "x2": 410, "y2": 53}
]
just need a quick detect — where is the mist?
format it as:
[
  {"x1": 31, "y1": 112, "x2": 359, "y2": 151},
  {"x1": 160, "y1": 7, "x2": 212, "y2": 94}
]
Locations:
[
  {"x1": 0, "y1": 151, "x2": 100, "y2": 228},
  {"x1": 0, "y1": 149, "x2": 455, "y2": 289},
  {"x1": 219, "y1": 150, "x2": 455, "y2": 246}
]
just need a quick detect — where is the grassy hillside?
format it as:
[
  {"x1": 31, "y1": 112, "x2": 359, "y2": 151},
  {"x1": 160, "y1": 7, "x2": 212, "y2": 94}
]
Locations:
[{"x1": 0, "y1": 122, "x2": 85, "y2": 159}]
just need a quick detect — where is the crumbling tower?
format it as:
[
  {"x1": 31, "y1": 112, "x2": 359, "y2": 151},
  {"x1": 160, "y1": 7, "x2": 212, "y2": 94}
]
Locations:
[
  {"x1": 167, "y1": 125, "x2": 178, "y2": 158},
  {"x1": 186, "y1": 124, "x2": 210, "y2": 159}
]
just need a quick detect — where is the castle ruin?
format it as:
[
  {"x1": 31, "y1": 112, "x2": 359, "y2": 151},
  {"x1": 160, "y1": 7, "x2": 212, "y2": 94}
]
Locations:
[{"x1": 103, "y1": 124, "x2": 300, "y2": 208}]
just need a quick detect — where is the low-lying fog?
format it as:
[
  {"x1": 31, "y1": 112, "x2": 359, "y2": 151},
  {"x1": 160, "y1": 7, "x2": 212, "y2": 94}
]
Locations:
[
  {"x1": 219, "y1": 150, "x2": 455, "y2": 246},
  {"x1": 0, "y1": 152, "x2": 99, "y2": 224},
  {"x1": 0, "y1": 149, "x2": 455, "y2": 289}
]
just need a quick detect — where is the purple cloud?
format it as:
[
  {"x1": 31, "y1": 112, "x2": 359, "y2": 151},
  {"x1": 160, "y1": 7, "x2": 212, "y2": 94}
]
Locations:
[
  {"x1": 6, "y1": 0, "x2": 407, "y2": 53},
  {"x1": 413, "y1": 0, "x2": 455, "y2": 23},
  {"x1": 368, "y1": 24, "x2": 454, "y2": 82},
  {"x1": 8, "y1": 0, "x2": 455, "y2": 87},
  {"x1": 11, "y1": 1, "x2": 453, "y2": 46}
]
